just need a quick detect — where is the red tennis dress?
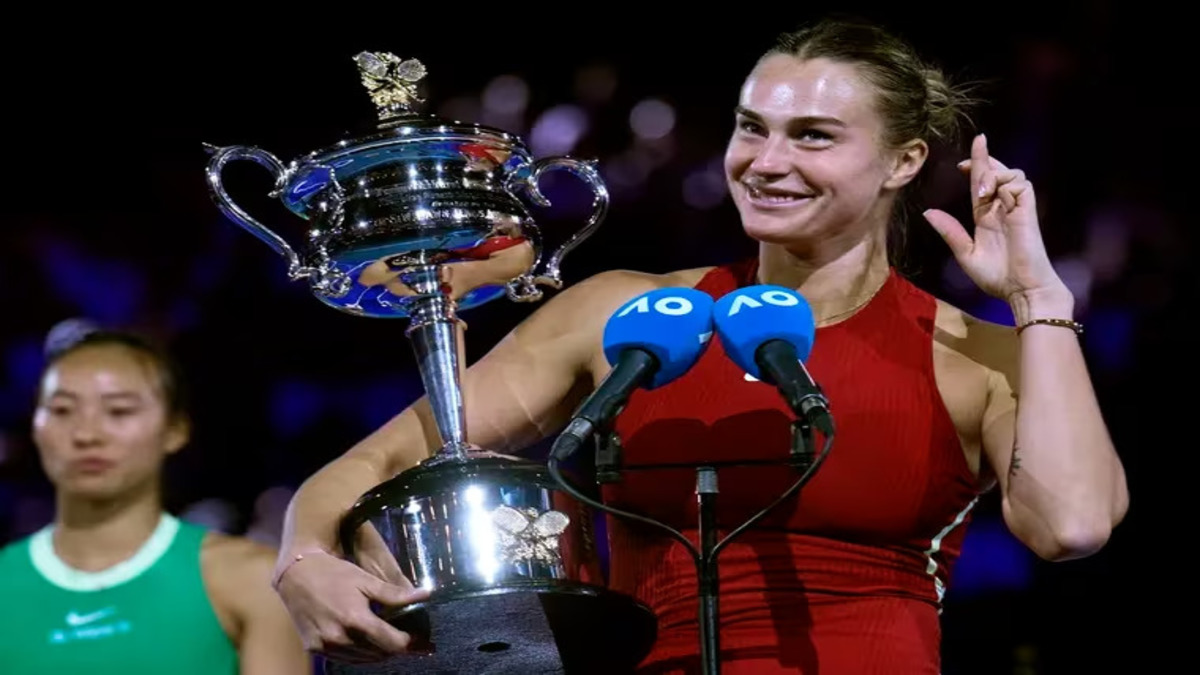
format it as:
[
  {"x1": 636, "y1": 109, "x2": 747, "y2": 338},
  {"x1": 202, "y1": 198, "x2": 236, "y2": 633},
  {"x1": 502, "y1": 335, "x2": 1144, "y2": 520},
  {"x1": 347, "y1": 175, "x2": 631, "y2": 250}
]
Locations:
[{"x1": 602, "y1": 259, "x2": 983, "y2": 673}]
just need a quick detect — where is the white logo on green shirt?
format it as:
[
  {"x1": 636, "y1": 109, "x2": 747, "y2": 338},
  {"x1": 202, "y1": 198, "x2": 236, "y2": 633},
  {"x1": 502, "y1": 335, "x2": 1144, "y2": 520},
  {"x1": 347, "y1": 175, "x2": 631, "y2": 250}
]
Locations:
[{"x1": 49, "y1": 607, "x2": 131, "y2": 644}]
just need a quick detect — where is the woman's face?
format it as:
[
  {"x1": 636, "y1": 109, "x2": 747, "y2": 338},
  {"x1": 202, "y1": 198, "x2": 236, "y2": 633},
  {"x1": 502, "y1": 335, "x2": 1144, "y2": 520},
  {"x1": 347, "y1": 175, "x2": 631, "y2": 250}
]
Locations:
[
  {"x1": 724, "y1": 54, "x2": 924, "y2": 251},
  {"x1": 32, "y1": 344, "x2": 186, "y2": 501}
]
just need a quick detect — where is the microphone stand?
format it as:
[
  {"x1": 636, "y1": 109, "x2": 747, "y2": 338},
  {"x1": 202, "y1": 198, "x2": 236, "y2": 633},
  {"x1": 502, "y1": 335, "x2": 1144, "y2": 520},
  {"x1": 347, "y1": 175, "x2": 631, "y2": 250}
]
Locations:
[
  {"x1": 553, "y1": 417, "x2": 832, "y2": 675},
  {"x1": 696, "y1": 464, "x2": 721, "y2": 674}
]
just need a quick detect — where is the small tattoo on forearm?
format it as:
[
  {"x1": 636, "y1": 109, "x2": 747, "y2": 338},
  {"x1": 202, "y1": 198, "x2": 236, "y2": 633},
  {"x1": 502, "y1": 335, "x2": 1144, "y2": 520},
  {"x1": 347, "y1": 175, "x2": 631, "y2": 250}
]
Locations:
[{"x1": 1009, "y1": 445, "x2": 1022, "y2": 477}]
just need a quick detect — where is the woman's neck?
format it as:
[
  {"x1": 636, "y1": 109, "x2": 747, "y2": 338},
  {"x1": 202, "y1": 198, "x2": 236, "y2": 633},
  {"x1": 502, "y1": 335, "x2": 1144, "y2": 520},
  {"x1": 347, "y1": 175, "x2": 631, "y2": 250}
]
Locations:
[
  {"x1": 757, "y1": 231, "x2": 892, "y2": 326},
  {"x1": 52, "y1": 481, "x2": 164, "y2": 572}
]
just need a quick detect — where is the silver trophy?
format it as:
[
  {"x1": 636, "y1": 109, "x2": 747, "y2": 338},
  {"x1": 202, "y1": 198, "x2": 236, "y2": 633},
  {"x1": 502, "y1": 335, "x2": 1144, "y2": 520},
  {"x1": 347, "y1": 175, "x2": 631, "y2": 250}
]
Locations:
[{"x1": 204, "y1": 52, "x2": 655, "y2": 673}]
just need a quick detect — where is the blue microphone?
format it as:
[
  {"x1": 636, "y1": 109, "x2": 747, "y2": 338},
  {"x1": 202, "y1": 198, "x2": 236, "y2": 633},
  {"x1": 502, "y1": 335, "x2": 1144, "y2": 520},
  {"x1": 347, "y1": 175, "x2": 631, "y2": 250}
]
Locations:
[
  {"x1": 550, "y1": 287, "x2": 715, "y2": 461},
  {"x1": 712, "y1": 284, "x2": 834, "y2": 435}
]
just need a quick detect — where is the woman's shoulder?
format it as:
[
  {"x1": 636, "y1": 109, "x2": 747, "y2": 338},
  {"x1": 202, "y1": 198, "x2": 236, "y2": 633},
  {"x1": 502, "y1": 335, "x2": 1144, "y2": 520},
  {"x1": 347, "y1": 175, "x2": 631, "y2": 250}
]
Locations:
[
  {"x1": 572, "y1": 266, "x2": 716, "y2": 293},
  {"x1": 570, "y1": 266, "x2": 718, "y2": 300},
  {"x1": 200, "y1": 532, "x2": 277, "y2": 595},
  {"x1": 0, "y1": 533, "x2": 34, "y2": 570},
  {"x1": 535, "y1": 266, "x2": 718, "y2": 322},
  {"x1": 932, "y1": 297, "x2": 1020, "y2": 382}
]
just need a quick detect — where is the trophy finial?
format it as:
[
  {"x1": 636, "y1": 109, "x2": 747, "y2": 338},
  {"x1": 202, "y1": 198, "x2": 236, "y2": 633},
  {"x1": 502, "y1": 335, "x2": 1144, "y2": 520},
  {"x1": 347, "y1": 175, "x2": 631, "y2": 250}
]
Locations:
[{"x1": 354, "y1": 51, "x2": 427, "y2": 117}]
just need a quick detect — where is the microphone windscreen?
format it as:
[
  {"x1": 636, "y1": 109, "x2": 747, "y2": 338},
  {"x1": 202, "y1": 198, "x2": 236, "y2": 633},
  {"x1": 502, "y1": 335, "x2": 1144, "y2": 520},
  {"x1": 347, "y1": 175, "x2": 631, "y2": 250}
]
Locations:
[
  {"x1": 712, "y1": 284, "x2": 816, "y2": 381},
  {"x1": 603, "y1": 287, "x2": 716, "y2": 388}
]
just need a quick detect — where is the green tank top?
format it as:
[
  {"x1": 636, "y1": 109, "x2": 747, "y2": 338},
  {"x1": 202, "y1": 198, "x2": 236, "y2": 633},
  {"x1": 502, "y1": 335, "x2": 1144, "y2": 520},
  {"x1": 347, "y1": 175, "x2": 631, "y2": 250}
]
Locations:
[{"x1": 0, "y1": 513, "x2": 239, "y2": 675}]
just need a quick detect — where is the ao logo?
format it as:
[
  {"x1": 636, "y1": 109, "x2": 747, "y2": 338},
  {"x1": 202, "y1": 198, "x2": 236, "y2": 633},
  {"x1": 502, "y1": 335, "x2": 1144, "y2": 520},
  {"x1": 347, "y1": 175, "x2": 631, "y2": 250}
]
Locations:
[
  {"x1": 617, "y1": 295, "x2": 695, "y2": 317},
  {"x1": 725, "y1": 289, "x2": 800, "y2": 316}
]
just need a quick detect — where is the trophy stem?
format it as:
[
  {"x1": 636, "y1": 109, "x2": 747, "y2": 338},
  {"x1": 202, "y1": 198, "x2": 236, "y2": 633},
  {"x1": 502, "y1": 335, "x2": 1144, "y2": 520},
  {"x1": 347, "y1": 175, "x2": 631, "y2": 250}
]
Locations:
[{"x1": 403, "y1": 264, "x2": 470, "y2": 461}]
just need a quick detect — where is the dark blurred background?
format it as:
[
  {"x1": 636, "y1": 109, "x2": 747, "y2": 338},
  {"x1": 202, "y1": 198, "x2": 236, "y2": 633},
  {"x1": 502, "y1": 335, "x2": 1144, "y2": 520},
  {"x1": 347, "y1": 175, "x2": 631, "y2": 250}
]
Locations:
[{"x1": 0, "y1": 3, "x2": 1184, "y2": 673}]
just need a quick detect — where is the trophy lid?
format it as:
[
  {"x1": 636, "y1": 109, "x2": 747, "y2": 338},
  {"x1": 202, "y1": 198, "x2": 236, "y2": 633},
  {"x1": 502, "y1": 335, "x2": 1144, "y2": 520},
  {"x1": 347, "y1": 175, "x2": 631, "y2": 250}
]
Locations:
[{"x1": 300, "y1": 51, "x2": 524, "y2": 163}]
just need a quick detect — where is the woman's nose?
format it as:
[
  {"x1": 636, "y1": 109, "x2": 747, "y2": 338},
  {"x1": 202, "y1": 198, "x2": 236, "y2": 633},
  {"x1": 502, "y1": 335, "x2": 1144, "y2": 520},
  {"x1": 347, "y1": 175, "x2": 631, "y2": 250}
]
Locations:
[
  {"x1": 746, "y1": 136, "x2": 792, "y2": 176},
  {"x1": 70, "y1": 415, "x2": 106, "y2": 447}
]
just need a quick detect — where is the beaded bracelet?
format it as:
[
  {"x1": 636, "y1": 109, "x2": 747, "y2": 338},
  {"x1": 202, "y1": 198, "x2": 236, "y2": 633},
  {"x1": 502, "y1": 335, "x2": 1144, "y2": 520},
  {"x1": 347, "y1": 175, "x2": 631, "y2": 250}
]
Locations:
[{"x1": 1015, "y1": 318, "x2": 1083, "y2": 336}]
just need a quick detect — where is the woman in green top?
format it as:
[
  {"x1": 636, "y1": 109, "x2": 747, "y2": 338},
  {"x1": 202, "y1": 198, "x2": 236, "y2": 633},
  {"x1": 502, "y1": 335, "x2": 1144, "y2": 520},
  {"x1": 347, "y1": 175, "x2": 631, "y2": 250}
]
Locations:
[{"x1": 0, "y1": 319, "x2": 312, "y2": 675}]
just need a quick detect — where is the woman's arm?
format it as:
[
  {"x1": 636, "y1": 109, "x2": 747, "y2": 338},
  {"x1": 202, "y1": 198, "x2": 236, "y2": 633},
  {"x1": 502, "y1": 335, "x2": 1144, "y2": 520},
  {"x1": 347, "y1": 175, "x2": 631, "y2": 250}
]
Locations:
[
  {"x1": 275, "y1": 270, "x2": 659, "y2": 570},
  {"x1": 978, "y1": 287, "x2": 1130, "y2": 561},
  {"x1": 271, "y1": 269, "x2": 670, "y2": 658},
  {"x1": 924, "y1": 134, "x2": 1130, "y2": 562},
  {"x1": 204, "y1": 535, "x2": 313, "y2": 675}
]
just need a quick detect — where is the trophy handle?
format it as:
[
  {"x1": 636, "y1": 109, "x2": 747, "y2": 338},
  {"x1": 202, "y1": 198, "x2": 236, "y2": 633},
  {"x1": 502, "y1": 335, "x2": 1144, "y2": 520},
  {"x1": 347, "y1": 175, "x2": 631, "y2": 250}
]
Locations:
[
  {"x1": 506, "y1": 157, "x2": 609, "y2": 303},
  {"x1": 203, "y1": 143, "x2": 325, "y2": 283}
]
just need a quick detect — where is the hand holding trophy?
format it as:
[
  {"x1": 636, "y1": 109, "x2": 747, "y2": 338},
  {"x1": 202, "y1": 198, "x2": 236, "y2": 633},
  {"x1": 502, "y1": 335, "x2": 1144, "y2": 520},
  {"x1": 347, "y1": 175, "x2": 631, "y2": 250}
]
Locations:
[{"x1": 205, "y1": 53, "x2": 655, "y2": 673}]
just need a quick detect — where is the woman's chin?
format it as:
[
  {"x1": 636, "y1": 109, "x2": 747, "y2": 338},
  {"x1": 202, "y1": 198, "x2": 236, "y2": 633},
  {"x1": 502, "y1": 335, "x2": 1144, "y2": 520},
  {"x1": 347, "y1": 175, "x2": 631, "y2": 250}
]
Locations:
[
  {"x1": 56, "y1": 473, "x2": 133, "y2": 502},
  {"x1": 741, "y1": 220, "x2": 807, "y2": 245}
]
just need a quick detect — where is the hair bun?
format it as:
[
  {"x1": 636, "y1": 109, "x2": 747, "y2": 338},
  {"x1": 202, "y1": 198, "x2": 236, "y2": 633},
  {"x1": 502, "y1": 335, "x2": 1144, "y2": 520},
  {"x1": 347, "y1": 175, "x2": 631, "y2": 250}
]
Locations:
[{"x1": 44, "y1": 318, "x2": 102, "y2": 360}]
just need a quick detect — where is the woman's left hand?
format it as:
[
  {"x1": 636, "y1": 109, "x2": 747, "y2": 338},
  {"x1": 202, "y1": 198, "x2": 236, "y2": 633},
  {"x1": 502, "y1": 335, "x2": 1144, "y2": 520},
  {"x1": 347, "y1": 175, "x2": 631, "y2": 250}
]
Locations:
[{"x1": 922, "y1": 134, "x2": 1066, "y2": 303}]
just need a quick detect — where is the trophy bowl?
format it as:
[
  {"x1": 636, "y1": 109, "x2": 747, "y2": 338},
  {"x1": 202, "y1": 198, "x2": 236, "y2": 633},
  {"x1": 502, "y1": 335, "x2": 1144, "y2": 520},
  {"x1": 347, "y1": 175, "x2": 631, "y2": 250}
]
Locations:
[
  {"x1": 204, "y1": 52, "x2": 656, "y2": 674},
  {"x1": 205, "y1": 51, "x2": 605, "y2": 318},
  {"x1": 333, "y1": 455, "x2": 657, "y2": 674}
]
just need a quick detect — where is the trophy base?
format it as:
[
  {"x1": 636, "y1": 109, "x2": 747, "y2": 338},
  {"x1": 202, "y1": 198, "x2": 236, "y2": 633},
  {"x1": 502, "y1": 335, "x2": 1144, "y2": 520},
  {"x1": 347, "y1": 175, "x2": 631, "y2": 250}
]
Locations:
[{"x1": 322, "y1": 583, "x2": 657, "y2": 675}]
